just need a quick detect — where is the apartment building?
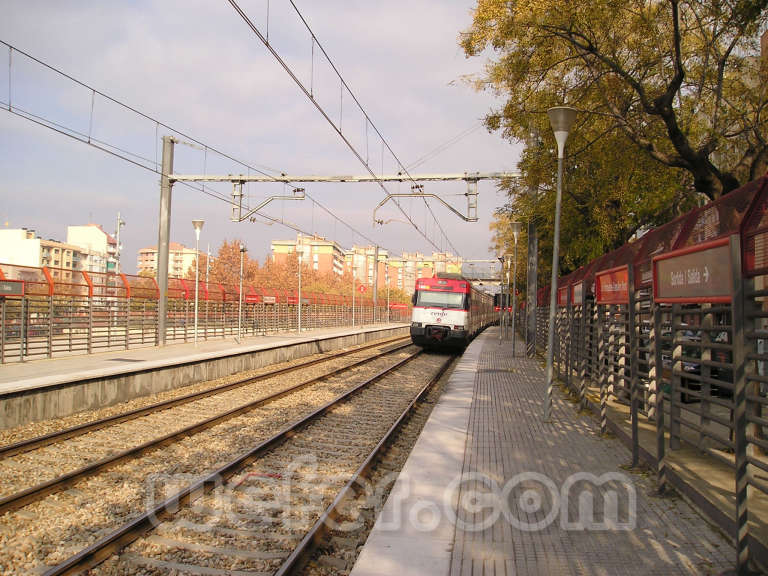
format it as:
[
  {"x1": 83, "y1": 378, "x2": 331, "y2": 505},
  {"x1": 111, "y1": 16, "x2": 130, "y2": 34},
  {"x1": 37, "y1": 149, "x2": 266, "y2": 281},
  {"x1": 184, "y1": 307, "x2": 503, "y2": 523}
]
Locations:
[
  {"x1": 387, "y1": 252, "x2": 462, "y2": 294},
  {"x1": 137, "y1": 242, "x2": 202, "y2": 277},
  {"x1": 344, "y1": 246, "x2": 390, "y2": 292},
  {"x1": 66, "y1": 224, "x2": 118, "y2": 273},
  {"x1": 271, "y1": 234, "x2": 346, "y2": 276},
  {"x1": 0, "y1": 228, "x2": 92, "y2": 278}
]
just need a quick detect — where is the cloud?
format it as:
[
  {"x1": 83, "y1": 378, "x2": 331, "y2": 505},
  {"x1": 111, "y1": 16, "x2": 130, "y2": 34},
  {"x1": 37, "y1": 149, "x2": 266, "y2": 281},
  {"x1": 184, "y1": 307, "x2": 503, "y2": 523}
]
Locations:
[{"x1": 0, "y1": 0, "x2": 518, "y2": 273}]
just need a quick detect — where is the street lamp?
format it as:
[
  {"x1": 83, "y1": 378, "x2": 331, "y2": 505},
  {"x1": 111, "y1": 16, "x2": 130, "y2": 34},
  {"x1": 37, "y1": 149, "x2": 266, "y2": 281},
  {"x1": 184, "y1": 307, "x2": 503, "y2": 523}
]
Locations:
[
  {"x1": 115, "y1": 212, "x2": 126, "y2": 274},
  {"x1": 511, "y1": 221, "x2": 522, "y2": 355},
  {"x1": 497, "y1": 255, "x2": 506, "y2": 343},
  {"x1": 352, "y1": 262, "x2": 356, "y2": 327},
  {"x1": 385, "y1": 263, "x2": 390, "y2": 323},
  {"x1": 297, "y1": 250, "x2": 303, "y2": 333},
  {"x1": 238, "y1": 243, "x2": 246, "y2": 342},
  {"x1": 544, "y1": 106, "x2": 578, "y2": 421},
  {"x1": 192, "y1": 219, "x2": 204, "y2": 346}
]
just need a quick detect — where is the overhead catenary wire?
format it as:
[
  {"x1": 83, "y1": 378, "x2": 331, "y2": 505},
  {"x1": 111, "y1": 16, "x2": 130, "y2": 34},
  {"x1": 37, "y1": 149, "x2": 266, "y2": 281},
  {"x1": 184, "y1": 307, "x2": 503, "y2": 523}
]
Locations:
[
  {"x1": 405, "y1": 122, "x2": 483, "y2": 171},
  {"x1": 0, "y1": 39, "x2": 406, "y2": 258},
  {"x1": 226, "y1": 0, "x2": 461, "y2": 258},
  {"x1": 0, "y1": 39, "x2": 290, "y2": 188}
]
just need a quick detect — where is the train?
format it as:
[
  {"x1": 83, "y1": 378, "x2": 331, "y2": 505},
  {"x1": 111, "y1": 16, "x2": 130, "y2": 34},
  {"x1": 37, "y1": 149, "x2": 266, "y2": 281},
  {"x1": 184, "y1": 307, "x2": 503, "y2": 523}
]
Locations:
[{"x1": 409, "y1": 272, "x2": 495, "y2": 349}]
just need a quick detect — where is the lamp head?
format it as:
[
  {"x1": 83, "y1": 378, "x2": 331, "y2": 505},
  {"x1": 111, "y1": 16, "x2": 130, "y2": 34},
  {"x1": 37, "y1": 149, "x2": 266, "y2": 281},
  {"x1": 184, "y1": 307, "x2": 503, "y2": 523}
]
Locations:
[
  {"x1": 192, "y1": 219, "x2": 204, "y2": 241},
  {"x1": 547, "y1": 106, "x2": 578, "y2": 159},
  {"x1": 511, "y1": 221, "x2": 522, "y2": 244}
]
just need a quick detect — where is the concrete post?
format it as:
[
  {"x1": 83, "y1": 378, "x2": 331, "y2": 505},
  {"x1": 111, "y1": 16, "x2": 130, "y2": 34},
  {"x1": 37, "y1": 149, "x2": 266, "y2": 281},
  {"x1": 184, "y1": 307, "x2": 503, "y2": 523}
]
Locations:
[
  {"x1": 373, "y1": 245, "x2": 379, "y2": 323},
  {"x1": 156, "y1": 136, "x2": 175, "y2": 346}
]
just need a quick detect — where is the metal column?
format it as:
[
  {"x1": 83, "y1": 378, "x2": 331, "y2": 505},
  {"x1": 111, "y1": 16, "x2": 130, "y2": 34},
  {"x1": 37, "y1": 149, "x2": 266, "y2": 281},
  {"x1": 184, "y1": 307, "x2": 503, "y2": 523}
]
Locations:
[{"x1": 156, "y1": 136, "x2": 175, "y2": 346}]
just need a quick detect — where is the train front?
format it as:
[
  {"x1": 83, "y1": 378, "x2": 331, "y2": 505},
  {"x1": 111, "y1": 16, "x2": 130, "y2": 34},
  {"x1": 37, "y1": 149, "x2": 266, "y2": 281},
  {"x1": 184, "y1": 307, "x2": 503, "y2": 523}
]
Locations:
[{"x1": 409, "y1": 276, "x2": 470, "y2": 348}]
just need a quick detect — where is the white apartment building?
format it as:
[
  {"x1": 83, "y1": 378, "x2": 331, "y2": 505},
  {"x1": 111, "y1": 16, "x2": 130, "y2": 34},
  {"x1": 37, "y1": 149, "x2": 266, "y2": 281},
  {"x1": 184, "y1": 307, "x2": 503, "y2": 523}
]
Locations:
[
  {"x1": 137, "y1": 242, "x2": 201, "y2": 277},
  {"x1": 66, "y1": 224, "x2": 118, "y2": 273},
  {"x1": 0, "y1": 228, "x2": 88, "y2": 271}
]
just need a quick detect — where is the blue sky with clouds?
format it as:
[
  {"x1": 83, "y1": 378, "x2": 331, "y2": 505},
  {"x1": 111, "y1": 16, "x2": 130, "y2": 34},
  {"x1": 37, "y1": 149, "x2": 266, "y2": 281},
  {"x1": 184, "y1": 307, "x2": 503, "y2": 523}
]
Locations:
[{"x1": 0, "y1": 0, "x2": 521, "y2": 273}]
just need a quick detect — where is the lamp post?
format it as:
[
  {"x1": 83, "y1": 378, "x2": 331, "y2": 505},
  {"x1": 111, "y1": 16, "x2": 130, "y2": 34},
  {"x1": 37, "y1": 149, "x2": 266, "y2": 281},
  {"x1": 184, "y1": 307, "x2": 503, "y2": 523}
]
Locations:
[
  {"x1": 115, "y1": 212, "x2": 125, "y2": 274},
  {"x1": 511, "y1": 221, "x2": 522, "y2": 355},
  {"x1": 238, "y1": 243, "x2": 246, "y2": 342},
  {"x1": 352, "y1": 263, "x2": 357, "y2": 327},
  {"x1": 297, "y1": 251, "x2": 303, "y2": 333},
  {"x1": 192, "y1": 219, "x2": 204, "y2": 346},
  {"x1": 385, "y1": 263, "x2": 390, "y2": 323},
  {"x1": 497, "y1": 256, "x2": 505, "y2": 343},
  {"x1": 544, "y1": 106, "x2": 578, "y2": 421}
]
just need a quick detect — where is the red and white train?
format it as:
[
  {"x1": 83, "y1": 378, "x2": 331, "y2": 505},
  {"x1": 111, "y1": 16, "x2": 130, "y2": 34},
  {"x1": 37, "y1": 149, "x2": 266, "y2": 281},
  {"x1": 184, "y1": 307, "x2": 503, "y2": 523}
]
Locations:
[{"x1": 409, "y1": 273, "x2": 495, "y2": 349}]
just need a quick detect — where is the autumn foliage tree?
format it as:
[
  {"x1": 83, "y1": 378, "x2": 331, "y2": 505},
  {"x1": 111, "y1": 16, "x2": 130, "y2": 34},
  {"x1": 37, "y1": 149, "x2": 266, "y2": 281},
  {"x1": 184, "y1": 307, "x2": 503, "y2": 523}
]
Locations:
[
  {"x1": 463, "y1": 0, "x2": 768, "y2": 199},
  {"x1": 193, "y1": 240, "x2": 410, "y2": 305},
  {"x1": 466, "y1": 0, "x2": 767, "y2": 282}
]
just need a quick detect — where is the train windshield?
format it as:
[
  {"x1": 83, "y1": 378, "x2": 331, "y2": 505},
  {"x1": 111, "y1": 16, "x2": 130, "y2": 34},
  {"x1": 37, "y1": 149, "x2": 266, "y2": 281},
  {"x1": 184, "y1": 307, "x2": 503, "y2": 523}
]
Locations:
[{"x1": 415, "y1": 290, "x2": 466, "y2": 309}]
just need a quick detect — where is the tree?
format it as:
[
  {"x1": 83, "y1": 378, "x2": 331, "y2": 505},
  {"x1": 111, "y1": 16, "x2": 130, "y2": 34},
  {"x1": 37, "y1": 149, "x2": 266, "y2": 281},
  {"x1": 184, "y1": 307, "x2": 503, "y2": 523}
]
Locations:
[
  {"x1": 462, "y1": 0, "x2": 768, "y2": 199},
  {"x1": 490, "y1": 128, "x2": 691, "y2": 284},
  {"x1": 208, "y1": 240, "x2": 259, "y2": 286}
]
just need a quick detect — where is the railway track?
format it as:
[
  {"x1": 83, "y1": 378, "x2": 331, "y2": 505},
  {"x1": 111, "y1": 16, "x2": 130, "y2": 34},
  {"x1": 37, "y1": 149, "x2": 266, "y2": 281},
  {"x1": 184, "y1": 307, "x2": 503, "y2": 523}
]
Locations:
[
  {"x1": 40, "y1": 349, "x2": 454, "y2": 576},
  {"x1": 0, "y1": 339, "x2": 422, "y2": 575},
  {"x1": 0, "y1": 335, "x2": 409, "y2": 457},
  {"x1": 0, "y1": 337, "x2": 411, "y2": 511}
]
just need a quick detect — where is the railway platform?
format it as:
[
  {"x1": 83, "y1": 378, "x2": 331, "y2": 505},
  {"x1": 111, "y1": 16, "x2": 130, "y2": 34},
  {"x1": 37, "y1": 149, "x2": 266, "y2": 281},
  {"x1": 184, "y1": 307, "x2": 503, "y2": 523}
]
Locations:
[
  {"x1": 0, "y1": 323, "x2": 407, "y2": 429},
  {"x1": 351, "y1": 326, "x2": 739, "y2": 575}
]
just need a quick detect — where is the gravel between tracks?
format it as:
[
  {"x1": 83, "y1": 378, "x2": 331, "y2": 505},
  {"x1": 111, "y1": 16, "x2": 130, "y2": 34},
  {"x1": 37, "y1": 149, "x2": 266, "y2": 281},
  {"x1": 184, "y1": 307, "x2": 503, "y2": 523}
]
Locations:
[
  {"x1": 0, "y1": 336, "x2": 406, "y2": 448},
  {"x1": 0, "y1": 345, "x2": 417, "y2": 575},
  {"x1": 304, "y1": 353, "x2": 456, "y2": 575},
  {"x1": 89, "y1": 351, "x2": 452, "y2": 576},
  {"x1": 0, "y1": 339, "x2": 408, "y2": 499}
]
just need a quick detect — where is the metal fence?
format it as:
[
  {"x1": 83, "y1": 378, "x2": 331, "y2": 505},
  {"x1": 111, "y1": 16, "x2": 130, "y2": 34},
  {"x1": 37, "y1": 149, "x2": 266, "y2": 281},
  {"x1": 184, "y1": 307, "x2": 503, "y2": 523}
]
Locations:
[
  {"x1": 0, "y1": 265, "x2": 411, "y2": 363},
  {"x1": 532, "y1": 174, "x2": 768, "y2": 573}
]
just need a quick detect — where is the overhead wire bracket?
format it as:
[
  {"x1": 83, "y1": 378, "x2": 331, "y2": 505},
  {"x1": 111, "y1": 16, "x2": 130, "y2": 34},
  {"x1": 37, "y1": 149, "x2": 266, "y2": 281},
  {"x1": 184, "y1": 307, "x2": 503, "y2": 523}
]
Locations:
[
  {"x1": 373, "y1": 182, "x2": 479, "y2": 225},
  {"x1": 227, "y1": 176, "x2": 305, "y2": 222}
]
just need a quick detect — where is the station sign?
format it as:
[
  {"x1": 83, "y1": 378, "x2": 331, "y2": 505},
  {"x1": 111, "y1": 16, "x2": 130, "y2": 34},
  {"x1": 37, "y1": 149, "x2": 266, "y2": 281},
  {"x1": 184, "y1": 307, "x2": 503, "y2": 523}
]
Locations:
[
  {"x1": 595, "y1": 266, "x2": 629, "y2": 305},
  {"x1": 571, "y1": 281, "x2": 583, "y2": 304},
  {"x1": 0, "y1": 280, "x2": 24, "y2": 298},
  {"x1": 357, "y1": 284, "x2": 367, "y2": 293},
  {"x1": 653, "y1": 236, "x2": 733, "y2": 303},
  {"x1": 262, "y1": 295, "x2": 277, "y2": 304},
  {"x1": 245, "y1": 294, "x2": 261, "y2": 304},
  {"x1": 557, "y1": 285, "x2": 568, "y2": 307}
]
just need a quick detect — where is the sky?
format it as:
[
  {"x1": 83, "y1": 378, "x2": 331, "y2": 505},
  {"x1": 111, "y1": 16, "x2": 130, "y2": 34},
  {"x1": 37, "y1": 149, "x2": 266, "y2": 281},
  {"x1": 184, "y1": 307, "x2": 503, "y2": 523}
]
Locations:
[{"x1": 0, "y1": 0, "x2": 521, "y2": 274}]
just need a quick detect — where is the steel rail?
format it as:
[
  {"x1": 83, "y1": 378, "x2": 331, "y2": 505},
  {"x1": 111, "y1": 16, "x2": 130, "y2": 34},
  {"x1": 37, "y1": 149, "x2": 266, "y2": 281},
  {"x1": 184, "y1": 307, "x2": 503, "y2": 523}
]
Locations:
[
  {"x1": 0, "y1": 335, "x2": 409, "y2": 459},
  {"x1": 0, "y1": 341, "x2": 413, "y2": 515},
  {"x1": 42, "y1": 349, "x2": 424, "y2": 576},
  {"x1": 275, "y1": 354, "x2": 454, "y2": 575}
]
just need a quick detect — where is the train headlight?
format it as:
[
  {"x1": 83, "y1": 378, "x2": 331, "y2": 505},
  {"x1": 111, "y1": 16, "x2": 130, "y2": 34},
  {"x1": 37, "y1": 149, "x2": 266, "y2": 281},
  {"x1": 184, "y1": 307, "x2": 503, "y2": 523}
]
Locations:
[
  {"x1": 454, "y1": 325, "x2": 464, "y2": 330},
  {"x1": 411, "y1": 322, "x2": 421, "y2": 328}
]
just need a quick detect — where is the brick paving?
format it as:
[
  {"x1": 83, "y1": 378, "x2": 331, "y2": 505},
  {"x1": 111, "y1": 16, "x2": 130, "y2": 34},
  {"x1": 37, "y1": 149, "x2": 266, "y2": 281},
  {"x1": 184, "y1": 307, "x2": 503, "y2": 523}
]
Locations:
[{"x1": 449, "y1": 327, "x2": 734, "y2": 575}]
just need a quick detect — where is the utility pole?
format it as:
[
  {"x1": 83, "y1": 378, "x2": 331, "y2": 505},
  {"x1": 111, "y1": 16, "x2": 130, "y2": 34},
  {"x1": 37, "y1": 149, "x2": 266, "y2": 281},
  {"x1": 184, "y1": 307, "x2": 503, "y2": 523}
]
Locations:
[
  {"x1": 114, "y1": 212, "x2": 125, "y2": 274},
  {"x1": 157, "y1": 136, "x2": 175, "y2": 346},
  {"x1": 352, "y1": 263, "x2": 356, "y2": 327},
  {"x1": 526, "y1": 129, "x2": 539, "y2": 358},
  {"x1": 297, "y1": 251, "x2": 303, "y2": 333},
  {"x1": 238, "y1": 244, "x2": 246, "y2": 341},
  {"x1": 386, "y1": 263, "x2": 390, "y2": 323},
  {"x1": 372, "y1": 245, "x2": 379, "y2": 322},
  {"x1": 205, "y1": 243, "x2": 211, "y2": 284}
]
